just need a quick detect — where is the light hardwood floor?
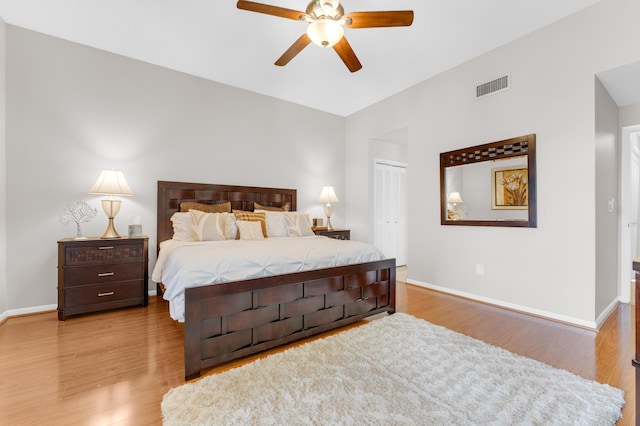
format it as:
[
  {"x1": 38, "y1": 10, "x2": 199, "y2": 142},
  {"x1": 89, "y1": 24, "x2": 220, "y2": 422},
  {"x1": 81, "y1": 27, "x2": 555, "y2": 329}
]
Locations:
[{"x1": 0, "y1": 280, "x2": 636, "y2": 425}]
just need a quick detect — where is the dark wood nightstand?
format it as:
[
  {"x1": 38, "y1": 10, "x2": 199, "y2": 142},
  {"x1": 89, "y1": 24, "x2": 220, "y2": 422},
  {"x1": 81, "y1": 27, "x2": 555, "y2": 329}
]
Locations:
[
  {"x1": 314, "y1": 229, "x2": 350, "y2": 240},
  {"x1": 57, "y1": 236, "x2": 149, "y2": 320}
]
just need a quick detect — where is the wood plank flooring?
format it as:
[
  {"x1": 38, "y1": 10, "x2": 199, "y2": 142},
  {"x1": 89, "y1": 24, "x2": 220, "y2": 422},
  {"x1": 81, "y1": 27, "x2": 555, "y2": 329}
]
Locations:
[{"x1": 0, "y1": 280, "x2": 635, "y2": 425}]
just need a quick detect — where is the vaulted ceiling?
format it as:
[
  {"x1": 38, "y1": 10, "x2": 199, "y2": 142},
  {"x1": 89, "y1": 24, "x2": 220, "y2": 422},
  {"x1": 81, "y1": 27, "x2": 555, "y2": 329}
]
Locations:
[{"x1": 0, "y1": 0, "x2": 615, "y2": 116}]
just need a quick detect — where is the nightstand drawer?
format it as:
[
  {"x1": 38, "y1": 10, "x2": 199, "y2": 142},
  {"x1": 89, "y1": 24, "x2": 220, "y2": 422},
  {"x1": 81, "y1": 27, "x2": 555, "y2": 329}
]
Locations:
[
  {"x1": 65, "y1": 242, "x2": 144, "y2": 266},
  {"x1": 65, "y1": 263, "x2": 143, "y2": 287},
  {"x1": 65, "y1": 281, "x2": 144, "y2": 308}
]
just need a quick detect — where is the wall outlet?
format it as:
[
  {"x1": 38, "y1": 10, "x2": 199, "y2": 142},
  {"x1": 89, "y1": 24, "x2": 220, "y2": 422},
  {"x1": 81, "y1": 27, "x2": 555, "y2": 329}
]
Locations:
[
  {"x1": 476, "y1": 263, "x2": 485, "y2": 276},
  {"x1": 608, "y1": 198, "x2": 615, "y2": 213}
]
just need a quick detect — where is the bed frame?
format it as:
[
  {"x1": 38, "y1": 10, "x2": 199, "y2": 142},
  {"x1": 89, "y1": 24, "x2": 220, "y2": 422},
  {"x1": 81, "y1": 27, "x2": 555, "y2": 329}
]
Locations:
[{"x1": 157, "y1": 181, "x2": 396, "y2": 380}]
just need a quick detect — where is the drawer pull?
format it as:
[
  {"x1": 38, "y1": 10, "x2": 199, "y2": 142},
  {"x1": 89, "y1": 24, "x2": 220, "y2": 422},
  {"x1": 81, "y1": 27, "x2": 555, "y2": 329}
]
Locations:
[
  {"x1": 97, "y1": 272, "x2": 115, "y2": 277},
  {"x1": 98, "y1": 291, "x2": 115, "y2": 297},
  {"x1": 98, "y1": 246, "x2": 114, "y2": 250}
]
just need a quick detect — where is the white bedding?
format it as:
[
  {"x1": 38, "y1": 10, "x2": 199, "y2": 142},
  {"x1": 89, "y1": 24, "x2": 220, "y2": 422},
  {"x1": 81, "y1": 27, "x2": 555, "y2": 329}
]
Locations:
[{"x1": 151, "y1": 236, "x2": 385, "y2": 322}]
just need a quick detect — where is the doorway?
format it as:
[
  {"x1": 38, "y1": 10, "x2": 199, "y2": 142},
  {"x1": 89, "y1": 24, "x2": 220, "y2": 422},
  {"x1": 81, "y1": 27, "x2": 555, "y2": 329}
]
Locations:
[
  {"x1": 619, "y1": 125, "x2": 640, "y2": 303},
  {"x1": 373, "y1": 159, "x2": 407, "y2": 266}
]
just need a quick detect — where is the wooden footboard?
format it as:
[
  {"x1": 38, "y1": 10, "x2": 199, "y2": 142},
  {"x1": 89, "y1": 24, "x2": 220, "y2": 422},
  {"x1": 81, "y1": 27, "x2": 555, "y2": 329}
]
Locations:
[{"x1": 184, "y1": 258, "x2": 396, "y2": 380}]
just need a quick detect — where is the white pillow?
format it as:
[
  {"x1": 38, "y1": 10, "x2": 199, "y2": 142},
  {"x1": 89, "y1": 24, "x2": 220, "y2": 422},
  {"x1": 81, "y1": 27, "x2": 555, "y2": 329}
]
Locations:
[
  {"x1": 255, "y1": 210, "x2": 288, "y2": 237},
  {"x1": 284, "y1": 212, "x2": 315, "y2": 237},
  {"x1": 170, "y1": 212, "x2": 192, "y2": 241},
  {"x1": 237, "y1": 220, "x2": 264, "y2": 240},
  {"x1": 189, "y1": 210, "x2": 226, "y2": 241},
  {"x1": 224, "y1": 213, "x2": 238, "y2": 240}
]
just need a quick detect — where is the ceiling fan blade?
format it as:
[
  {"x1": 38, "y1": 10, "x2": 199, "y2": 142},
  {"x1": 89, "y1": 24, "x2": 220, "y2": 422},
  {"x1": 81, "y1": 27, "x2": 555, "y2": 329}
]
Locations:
[
  {"x1": 275, "y1": 34, "x2": 312, "y2": 66},
  {"x1": 237, "y1": 0, "x2": 305, "y2": 21},
  {"x1": 333, "y1": 37, "x2": 362, "y2": 73},
  {"x1": 344, "y1": 11, "x2": 414, "y2": 28}
]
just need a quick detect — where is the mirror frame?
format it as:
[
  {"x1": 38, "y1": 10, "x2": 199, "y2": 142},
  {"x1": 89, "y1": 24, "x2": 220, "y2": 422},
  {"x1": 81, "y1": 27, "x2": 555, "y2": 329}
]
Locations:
[{"x1": 440, "y1": 134, "x2": 537, "y2": 228}]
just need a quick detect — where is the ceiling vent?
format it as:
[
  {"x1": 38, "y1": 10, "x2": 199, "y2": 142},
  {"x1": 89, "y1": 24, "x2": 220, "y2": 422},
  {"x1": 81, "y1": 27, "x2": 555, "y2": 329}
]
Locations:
[{"x1": 476, "y1": 74, "x2": 510, "y2": 98}]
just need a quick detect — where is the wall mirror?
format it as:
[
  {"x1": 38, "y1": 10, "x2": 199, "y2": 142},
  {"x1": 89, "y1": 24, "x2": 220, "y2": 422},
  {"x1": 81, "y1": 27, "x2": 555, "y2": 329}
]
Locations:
[{"x1": 440, "y1": 134, "x2": 537, "y2": 227}]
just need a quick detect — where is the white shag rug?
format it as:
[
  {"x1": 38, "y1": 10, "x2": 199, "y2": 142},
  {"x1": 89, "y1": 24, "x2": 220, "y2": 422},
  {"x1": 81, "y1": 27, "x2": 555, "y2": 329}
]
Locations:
[{"x1": 162, "y1": 313, "x2": 625, "y2": 425}]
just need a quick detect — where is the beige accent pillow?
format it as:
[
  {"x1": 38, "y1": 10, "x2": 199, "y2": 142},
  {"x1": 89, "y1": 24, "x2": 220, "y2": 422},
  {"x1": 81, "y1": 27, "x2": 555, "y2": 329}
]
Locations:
[
  {"x1": 189, "y1": 210, "x2": 226, "y2": 241},
  {"x1": 233, "y1": 210, "x2": 267, "y2": 237},
  {"x1": 254, "y1": 202, "x2": 290, "y2": 212},
  {"x1": 180, "y1": 201, "x2": 231, "y2": 213},
  {"x1": 237, "y1": 220, "x2": 265, "y2": 240},
  {"x1": 284, "y1": 212, "x2": 315, "y2": 237}
]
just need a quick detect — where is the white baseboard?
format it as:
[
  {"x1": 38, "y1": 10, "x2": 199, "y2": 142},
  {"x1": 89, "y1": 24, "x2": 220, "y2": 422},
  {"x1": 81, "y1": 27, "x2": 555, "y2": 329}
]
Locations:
[
  {"x1": 596, "y1": 297, "x2": 622, "y2": 329},
  {"x1": 406, "y1": 279, "x2": 598, "y2": 330},
  {"x1": 0, "y1": 303, "x2": 57, "y2": 323}
]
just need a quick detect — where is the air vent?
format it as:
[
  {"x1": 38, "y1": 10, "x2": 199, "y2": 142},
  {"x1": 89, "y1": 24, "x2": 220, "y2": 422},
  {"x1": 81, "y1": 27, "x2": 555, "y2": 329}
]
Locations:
[{"x1": 476, "y1": 74, "x2": 510, "y2": 98}]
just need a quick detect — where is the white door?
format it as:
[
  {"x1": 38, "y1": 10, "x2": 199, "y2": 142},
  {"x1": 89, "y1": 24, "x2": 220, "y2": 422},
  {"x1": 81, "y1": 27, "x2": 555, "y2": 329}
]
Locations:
[{"x1": 374, "y1": 160, "x2": 407, "y2": 266}]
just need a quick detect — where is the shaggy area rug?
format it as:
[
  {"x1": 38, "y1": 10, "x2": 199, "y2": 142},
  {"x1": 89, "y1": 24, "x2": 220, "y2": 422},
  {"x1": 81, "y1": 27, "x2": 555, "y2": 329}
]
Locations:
[{"x1": 162, "y1": 313, "x2": 624, "y2": 425}]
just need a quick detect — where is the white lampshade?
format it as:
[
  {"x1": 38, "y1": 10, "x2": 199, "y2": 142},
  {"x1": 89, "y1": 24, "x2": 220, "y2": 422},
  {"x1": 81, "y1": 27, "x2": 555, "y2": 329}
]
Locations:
[
  {"x1": 448, "y1": 191, "x2": 463, "y2": 204},
  {"x1": 307, "y1": 19, "x2": 344, "y2": 48},
  {"x1": 88, "y1": 169, "x2": 134, "y2": 196},
  {"x1": 89, "y1": 169, "x2": 133, "y2": 238},
  {"x1": 318, "y1": 185, "x2": 340, "y2": 205}
]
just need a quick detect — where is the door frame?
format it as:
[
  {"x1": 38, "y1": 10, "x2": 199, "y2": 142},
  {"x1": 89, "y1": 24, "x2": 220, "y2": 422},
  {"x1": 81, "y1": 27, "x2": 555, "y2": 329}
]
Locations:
[{"x1": 619, "y1": 124, "x2": 640, "y2": 303}]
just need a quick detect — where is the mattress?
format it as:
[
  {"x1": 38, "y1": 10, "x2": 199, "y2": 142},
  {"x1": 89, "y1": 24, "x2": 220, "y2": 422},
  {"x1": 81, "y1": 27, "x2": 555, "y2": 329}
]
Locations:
[{"x1": 151, "y1": 236, "x2": 385, "y2": 321}]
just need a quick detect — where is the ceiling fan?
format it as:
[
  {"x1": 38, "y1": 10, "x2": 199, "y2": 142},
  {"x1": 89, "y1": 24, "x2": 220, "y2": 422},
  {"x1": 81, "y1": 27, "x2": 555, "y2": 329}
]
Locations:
[{"x1": 236, "y1": 0, "x2": 414, "y2": 73}]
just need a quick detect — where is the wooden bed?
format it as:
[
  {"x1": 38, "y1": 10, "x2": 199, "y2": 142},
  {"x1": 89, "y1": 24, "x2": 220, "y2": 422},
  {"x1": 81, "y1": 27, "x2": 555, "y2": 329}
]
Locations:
[{"x1": 157, "y1": 181, "x2": 396, "y2": 380}]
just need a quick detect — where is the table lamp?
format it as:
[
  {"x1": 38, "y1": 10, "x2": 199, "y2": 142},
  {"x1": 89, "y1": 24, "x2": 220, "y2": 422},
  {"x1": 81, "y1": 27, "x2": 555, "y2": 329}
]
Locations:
[
  {"x1": 88, "y1": 169, "x2": 134, "y2": 238},
  {"x1": 318, "y1": 185, "x2": 339, "y2": 230}
]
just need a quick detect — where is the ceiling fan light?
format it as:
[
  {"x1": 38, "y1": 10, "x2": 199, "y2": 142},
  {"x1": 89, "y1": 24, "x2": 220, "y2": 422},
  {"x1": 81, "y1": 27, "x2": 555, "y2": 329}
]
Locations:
[{"x1": 307, "y1": 19, "x2": 344, "y2": 48}]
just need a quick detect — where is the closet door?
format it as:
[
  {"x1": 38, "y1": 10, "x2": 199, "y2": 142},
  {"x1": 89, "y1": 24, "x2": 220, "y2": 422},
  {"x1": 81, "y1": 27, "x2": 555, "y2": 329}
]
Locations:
[{"x1": 374, "y1": 160, "x2": 407, "y2": 266}]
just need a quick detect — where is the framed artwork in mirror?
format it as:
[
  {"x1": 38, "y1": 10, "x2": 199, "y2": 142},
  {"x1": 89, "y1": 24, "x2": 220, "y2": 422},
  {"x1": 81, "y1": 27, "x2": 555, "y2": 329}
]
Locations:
[{"x1": 491, "y1": 166, "x2": 528, "y2": 210}]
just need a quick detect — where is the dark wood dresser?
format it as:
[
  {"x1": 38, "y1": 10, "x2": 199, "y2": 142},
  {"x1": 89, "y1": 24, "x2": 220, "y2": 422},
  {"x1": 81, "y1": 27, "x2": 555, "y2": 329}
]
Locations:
[
  {"x1": 313, "y1": 229, "x2": 350, "y2": 240},
  {"x1": 57, "y1": 236, "x2": 149, "y2": 320}
]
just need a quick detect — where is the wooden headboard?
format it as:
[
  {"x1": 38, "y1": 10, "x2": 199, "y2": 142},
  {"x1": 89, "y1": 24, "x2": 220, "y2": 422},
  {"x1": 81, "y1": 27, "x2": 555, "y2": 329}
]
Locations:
[{"x1": 157, "y1": 181, "x2": 297, "y2": 248}]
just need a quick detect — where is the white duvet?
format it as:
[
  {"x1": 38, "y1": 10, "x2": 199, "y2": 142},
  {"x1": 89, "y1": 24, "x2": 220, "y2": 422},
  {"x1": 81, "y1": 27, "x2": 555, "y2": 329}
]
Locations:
[{"x1": 151, "y1": 236, "x2": 385, "y2": 322}]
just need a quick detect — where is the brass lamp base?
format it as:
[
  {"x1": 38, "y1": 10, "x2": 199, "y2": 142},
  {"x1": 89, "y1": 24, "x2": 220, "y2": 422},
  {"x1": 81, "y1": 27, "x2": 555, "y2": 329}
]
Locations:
[
  {"x1": 100, "y1": 198, "x2": 123, "y2": 238},
  {"x1": 101, "y1": 217, "x2": 122, "y2": 239},
  {"x1": 324, "y1": 204, "x2": 334, "y2": 231}
]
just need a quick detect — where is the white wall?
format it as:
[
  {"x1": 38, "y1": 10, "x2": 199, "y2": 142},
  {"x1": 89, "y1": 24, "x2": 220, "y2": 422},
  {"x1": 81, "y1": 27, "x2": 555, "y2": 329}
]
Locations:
[
  {"x1": 620, "y1": 103, "x2": 640, "y2": 128},
  {"x1": 594, "y1": 77, "x2": 619, "y2": 320},
  {"x1": 345, "y1": 0, "x2": 640, "y2": 327},
  {"x1": 4, "y1": 26, "x2": 345, "y2": 313},
  {"x1": 0, "y1": 17, "x2": 6, "y2": 320}
]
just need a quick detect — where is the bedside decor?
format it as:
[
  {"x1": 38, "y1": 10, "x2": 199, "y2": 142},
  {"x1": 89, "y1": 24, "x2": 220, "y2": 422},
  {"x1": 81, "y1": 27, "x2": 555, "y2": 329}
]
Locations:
[
  {"x1": 59, "y1": 200, "x2": 97, "y2": 239},
  {"x1": 88, "y1": 169, "x2": 134, "y2": 238},
  {"x1": 318, "y1": 185, "x2": 339, "y2": 230}
]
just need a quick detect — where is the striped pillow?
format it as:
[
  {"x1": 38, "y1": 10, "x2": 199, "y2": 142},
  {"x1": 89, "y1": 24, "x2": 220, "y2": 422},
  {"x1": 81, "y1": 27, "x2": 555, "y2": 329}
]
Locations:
[{"x1": 233, "y1": 210, "x2": 267, "y2": 237}]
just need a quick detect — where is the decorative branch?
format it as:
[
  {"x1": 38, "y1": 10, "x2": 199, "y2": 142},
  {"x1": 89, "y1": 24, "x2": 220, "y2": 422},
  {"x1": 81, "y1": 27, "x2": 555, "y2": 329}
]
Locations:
[{"x1": 59, "y1": 201, "x2": 97, "y2": 238}]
